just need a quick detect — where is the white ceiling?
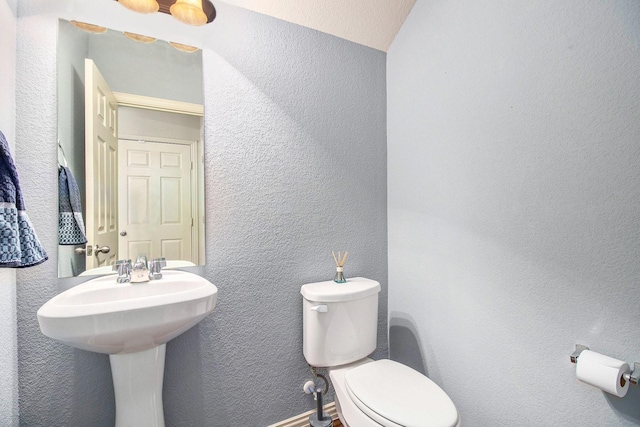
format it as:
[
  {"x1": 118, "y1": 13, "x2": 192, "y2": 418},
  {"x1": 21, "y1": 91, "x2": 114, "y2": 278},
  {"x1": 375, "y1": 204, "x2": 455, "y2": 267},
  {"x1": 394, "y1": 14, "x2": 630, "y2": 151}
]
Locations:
[{"x1": 218, "y1": 0, "x2": 416, "y2": 52}]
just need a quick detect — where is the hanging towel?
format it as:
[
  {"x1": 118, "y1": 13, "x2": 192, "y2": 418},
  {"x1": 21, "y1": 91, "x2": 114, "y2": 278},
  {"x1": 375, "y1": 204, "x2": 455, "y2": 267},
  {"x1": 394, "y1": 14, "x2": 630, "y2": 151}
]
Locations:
[
  {"x1": 58, "y1": 166, "x2": 87, "y2": 245},
  {"x1": 0, "y1": 131, "x2": 48, "y2": 268}
]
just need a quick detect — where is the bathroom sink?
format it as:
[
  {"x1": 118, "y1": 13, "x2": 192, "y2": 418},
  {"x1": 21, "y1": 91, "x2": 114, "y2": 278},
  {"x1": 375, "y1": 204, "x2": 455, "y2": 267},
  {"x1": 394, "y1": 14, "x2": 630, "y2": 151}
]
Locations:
[
  {"x1": 38, "y1": 270, "x2": 217, "y2": 354},
  {"x1": 37, "y1": 270, "x2": 217, "y2": 427}
]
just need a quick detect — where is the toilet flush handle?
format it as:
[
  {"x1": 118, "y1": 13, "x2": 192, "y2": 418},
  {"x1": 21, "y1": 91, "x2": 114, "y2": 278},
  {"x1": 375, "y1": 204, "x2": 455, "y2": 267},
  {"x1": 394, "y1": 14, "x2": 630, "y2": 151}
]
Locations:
[{"x1": 310, "y1": 305, "x2": 328, "y2": 313}]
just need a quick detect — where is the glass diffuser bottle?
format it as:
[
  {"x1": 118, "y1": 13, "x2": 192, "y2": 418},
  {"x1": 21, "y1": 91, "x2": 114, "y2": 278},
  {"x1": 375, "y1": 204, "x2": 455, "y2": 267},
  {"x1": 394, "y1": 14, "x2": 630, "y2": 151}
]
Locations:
[{"x1": 332, "y1": 251, "x2": 348, "y2": 283}]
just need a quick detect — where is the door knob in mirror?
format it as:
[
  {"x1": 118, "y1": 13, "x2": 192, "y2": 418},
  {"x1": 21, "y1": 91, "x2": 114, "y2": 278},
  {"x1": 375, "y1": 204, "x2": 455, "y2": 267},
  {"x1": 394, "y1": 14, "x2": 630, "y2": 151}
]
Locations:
[{"x1": 94, "y1": 245, "x2": 111, "y2": 255}]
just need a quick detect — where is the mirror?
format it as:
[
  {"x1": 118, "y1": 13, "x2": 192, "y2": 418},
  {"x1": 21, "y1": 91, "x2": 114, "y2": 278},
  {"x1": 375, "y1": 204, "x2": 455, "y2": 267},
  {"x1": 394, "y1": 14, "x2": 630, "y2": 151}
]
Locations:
[{"x1": 57, "y1": 19, "x2": 205, "y2": 278}]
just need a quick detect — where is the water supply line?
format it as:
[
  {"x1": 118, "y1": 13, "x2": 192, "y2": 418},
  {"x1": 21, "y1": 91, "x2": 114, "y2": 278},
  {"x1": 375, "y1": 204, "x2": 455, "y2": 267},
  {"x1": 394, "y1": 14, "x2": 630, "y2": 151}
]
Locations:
[
  {"x1": 307, "y1": 366, "x2": 332, "y2": 427},
  {"x1": 309, "y1": 365, "x2": 329, "y2": 395}
]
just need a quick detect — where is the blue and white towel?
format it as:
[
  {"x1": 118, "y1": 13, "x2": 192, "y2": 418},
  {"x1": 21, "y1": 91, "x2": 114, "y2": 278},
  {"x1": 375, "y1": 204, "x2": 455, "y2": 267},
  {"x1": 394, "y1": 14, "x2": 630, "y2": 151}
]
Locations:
[
  {"x1": 0, "y1": 131, "x2": 48, "y2": 268},
  {"x1": 58, "y1": 166, "x2": 87, "y2": 245}
]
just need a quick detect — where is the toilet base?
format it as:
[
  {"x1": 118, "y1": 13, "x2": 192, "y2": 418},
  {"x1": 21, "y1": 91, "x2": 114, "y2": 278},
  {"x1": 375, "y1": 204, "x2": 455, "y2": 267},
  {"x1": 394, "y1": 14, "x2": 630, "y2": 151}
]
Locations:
[{"x1": 333, "y1": 397, "x2": 347, "y2": 426}]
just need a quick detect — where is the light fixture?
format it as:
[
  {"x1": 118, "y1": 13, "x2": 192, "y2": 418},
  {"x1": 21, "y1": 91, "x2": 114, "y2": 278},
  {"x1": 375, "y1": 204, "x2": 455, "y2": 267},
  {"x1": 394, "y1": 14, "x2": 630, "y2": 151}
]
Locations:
[
  {"x1": 116, "y1": 0, "x2": 216, "y2": 26},
  {"x1": 124, "y1": 32, "x2": 157, "y2": 44},
  {"x1": 118, "y1": 0, "x2": 159, "y2": 14},
  {"x1": 170, "y1": 0, "x2": 207, "y2": 26},
  {"x1": 169, "y1": 41, "x2": 199, "y2": 53},
  {"x1": 70, "y1": 20, "x2": 108, "y2": 34}
]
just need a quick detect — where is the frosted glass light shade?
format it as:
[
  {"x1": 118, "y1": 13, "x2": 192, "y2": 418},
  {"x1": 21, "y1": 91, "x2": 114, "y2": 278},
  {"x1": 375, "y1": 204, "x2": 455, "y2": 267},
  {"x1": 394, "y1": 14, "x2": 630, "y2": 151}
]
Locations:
[
  {"x1": 170, "y1": 0, "x2": 207, "y2": 26},
  {"x1": 124, "y1": 32, "x2": 157, "y2": 44},
  {"x1": 169, "y1": 42, "x2": 199, "y2": 52},
  {"x1": 70, "y1": 21, "x2": 107, "y2": 34},
  {"x1": 118, "y1": 0, "x2": 159, "y2": 14}
]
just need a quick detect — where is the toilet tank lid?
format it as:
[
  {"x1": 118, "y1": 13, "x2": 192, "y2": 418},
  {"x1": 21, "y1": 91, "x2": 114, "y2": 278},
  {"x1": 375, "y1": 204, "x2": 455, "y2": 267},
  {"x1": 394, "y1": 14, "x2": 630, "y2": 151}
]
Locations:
[{"x1": 300, "y1": 277, "x2": 380, "y2": 302}]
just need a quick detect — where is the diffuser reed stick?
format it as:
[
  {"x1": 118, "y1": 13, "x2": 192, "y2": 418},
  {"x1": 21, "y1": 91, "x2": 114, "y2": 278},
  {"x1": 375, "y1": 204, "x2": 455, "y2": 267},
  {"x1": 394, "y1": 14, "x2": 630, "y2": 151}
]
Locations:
[
  {"x1": 332, "y1": 251, "x2": 348, "y2": 267},
  {"x1": 332, "y1": 251, "x2": 348, "y2": 283}
]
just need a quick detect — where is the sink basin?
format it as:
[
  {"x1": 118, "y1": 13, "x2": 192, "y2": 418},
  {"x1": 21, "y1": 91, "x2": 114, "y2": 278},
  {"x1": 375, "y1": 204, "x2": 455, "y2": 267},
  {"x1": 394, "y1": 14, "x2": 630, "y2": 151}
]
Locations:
[
  {"x1": 37, "y1": 270, "x2": 217, "y2": 427},
  {"x1": 38, "y1": 270, "x2": 217, "y2": 354}
]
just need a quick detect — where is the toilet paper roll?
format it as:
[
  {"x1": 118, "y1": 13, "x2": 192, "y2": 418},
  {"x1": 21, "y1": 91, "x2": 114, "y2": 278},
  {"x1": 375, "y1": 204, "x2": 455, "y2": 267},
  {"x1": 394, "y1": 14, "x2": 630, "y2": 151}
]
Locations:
[{"x1": 576, "y1": 350, "x2": 630, "y2": 397}]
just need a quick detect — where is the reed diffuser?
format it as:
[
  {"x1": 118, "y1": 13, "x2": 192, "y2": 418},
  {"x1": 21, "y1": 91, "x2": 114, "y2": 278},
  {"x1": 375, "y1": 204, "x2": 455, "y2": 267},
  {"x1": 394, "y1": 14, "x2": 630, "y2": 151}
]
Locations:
[{"x1": 332, "y1": 251, "x2": 348, "y2": 283}]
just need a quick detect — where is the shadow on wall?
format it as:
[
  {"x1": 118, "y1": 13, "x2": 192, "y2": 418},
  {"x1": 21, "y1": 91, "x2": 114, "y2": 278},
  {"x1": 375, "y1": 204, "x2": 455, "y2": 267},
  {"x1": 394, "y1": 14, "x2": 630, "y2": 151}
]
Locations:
[
  {"x1": 71, "y1": 349, "x2": 114, "y2": 425},
  {"x1": 388, "y1": 313, "x2": 428, "y2": 376},
  {"x1": 164, "y1": 322, "x2": 207, "y2": 425},
  {"x1": 606, "y1": 383, "x2": 640, "y2": 423}
]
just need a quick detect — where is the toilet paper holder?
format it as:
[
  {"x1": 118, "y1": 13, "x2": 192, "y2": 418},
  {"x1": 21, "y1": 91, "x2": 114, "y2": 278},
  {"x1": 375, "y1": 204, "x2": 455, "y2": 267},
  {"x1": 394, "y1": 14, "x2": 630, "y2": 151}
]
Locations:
[{"x1": 571, "y1": 344, "x2": 640, "y2": 386}]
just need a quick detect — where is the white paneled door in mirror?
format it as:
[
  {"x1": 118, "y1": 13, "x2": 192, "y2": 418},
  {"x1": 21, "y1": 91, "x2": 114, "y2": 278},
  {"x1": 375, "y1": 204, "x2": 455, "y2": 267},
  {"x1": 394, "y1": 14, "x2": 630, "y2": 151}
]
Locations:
[
  {"x1": 85, "y1": 59, "x2": 119, "y2": 270},
  {"x1": 118, "y1": 139, "x2": 194, "y2": 263}
]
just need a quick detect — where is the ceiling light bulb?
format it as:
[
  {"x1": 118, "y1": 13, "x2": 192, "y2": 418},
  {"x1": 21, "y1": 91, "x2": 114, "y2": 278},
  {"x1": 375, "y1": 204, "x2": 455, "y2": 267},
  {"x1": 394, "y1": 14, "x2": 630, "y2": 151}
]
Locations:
[
  {"x1": 170, "y1": 0, "x2": 208, "y2": 26},
  {"x1": 118, "y1": 0, "x2": 159, "y2": 14}
]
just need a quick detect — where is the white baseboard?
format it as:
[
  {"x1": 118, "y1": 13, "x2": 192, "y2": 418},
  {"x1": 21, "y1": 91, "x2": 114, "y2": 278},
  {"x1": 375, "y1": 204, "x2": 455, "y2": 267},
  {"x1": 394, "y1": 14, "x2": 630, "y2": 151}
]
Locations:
[{"x1": 268, "y1": 402, "x2": 337, "y2": 427}]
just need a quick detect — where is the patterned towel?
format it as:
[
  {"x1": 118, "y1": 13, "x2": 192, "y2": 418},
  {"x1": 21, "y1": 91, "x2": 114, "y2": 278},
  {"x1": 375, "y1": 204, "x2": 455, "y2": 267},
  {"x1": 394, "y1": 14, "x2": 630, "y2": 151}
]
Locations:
[
  {"x1": 58, "y1": 166, "x2": 87, "y2": 245},
  {"x1": 0, "y1": 131, "x2": 48, "y2": 268}
]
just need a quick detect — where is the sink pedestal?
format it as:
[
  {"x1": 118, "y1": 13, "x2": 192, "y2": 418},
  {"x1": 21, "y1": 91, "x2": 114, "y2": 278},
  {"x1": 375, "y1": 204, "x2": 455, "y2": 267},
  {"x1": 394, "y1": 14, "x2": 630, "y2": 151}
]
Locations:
[{"x1": 110, "y1": 344, "x2": 166, "y2": 427}]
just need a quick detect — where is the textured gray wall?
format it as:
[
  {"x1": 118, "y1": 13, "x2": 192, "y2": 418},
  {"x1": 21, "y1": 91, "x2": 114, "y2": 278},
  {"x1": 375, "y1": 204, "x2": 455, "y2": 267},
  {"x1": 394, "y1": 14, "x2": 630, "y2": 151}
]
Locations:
[
  {"x1": 388, "y1": 1, "x2": 640, "y2": 426},
  {"x1": 0, "y1": 0, "x2": 19, "y2": 424},
  {"x1": 15, "y1": 2, "x2": 386, "y2": 426}
]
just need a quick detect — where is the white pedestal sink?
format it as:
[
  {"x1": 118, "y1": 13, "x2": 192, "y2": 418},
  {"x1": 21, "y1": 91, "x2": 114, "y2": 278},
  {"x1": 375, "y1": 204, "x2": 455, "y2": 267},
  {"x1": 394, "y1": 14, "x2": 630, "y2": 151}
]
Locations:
[{"x1": 37, "y1": 270, "x2": 218, "y2": 427}]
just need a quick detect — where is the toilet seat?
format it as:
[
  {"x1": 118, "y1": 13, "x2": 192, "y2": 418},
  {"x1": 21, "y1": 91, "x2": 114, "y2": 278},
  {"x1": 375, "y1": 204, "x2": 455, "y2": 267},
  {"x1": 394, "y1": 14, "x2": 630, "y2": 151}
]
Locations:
[{"x1": 344, "y1": 359, "x2": 459, "y2": 427}]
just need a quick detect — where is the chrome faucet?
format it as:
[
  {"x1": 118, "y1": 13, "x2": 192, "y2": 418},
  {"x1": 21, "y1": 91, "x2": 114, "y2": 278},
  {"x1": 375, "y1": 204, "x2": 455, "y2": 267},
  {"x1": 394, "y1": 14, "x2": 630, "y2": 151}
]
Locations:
[
  {"x1": 112, "y1": 259, "x2": 132, "y2": 283},
  {"x1": 130, "y1": 254, "x2": 149, "y2": 283},
  {"x1": 113, "y1": 255, "x2": 166, "y2": 283}
]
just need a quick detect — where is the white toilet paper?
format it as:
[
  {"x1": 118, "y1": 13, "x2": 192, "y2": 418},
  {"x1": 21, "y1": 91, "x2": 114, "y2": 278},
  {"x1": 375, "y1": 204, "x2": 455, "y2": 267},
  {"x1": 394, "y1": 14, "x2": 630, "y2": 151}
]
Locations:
[{"x1": 576, "y1": 350, "x2": 630, "y2": 397}]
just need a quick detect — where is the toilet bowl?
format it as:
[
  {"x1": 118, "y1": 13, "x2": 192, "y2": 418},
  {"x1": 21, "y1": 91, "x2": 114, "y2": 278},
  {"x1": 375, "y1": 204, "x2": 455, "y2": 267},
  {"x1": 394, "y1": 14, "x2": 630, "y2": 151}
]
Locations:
[{"x1": 301, "y1": 278, "x2": 460, "y2": 427}]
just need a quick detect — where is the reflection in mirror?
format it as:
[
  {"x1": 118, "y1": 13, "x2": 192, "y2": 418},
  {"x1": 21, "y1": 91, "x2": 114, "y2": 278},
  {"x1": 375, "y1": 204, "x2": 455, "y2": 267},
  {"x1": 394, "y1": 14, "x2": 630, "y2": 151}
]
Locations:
[{"x1": 57, "y1": 19, "x2": 205, "y2": 278}]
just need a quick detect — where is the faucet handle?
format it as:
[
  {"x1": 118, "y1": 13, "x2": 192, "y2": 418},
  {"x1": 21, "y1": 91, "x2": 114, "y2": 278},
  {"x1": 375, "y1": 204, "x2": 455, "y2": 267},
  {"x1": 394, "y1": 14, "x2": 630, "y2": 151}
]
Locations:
[
  {"x1": 152, "y1": 257, "x2": 167, "y2": 268},
  {"x1": 113, "y1": 259, "x2": 132, "y2": 283},
  {"x1": 149, "y1": 257, "x2": 167, "y2": 280},
  {"x1": 113, "y1": 259, "x2": 131, "y2": 271}
]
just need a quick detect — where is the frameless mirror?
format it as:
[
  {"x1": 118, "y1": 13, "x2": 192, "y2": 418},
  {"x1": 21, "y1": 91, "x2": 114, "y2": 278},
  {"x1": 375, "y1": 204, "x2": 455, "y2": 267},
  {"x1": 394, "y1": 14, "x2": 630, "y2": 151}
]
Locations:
[{"x1": 57, "y1": 19, "x2": 205, "y2": 278}]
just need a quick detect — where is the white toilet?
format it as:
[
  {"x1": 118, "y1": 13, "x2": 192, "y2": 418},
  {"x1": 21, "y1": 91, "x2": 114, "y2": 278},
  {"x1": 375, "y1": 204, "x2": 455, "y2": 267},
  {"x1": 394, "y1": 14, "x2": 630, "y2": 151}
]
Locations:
[{"x1": 301, "y1": 277, "x2": 460, "y2": 427}]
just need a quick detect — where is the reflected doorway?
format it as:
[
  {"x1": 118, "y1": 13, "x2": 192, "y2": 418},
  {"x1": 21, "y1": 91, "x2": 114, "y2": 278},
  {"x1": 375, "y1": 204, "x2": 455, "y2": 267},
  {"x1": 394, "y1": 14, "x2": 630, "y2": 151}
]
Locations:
[{"x1": 117, "y1": 106, "x2": 204, "y2": 265}]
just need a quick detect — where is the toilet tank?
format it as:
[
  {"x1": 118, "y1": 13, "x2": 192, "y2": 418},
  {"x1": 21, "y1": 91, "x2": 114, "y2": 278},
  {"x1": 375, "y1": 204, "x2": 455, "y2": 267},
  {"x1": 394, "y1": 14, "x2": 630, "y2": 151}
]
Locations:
[{"x1": 301, "y1": 277, "x2": 381, "y2": 367}]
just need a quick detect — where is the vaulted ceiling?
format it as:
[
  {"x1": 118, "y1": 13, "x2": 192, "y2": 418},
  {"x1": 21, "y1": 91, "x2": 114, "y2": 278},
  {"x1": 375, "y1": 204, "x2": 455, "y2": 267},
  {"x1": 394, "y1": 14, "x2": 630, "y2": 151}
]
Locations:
[{"x1": 219, "y1": 0, "x2": 416, "y2": 52}]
